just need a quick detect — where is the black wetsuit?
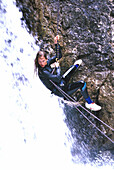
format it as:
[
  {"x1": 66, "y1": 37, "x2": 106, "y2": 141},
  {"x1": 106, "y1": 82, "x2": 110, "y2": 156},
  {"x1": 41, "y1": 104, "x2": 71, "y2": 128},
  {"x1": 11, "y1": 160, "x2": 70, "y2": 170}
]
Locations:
[
  {"x1": 38, "y1": 44, "x2": 62, "y2": 93},
  {"x1": 38, "y1": 44, "x2": 90, "y2": 101}
]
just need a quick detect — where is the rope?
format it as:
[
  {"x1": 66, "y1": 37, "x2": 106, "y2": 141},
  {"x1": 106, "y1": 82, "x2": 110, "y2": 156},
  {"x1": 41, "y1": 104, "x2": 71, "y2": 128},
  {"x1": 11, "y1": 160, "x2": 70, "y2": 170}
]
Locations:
[
  {"x1": 50, "y1": 80, "x2": 114, "y2": 143},
  {"x1": 56, "y1": 0, "x2": 60, "y2": 61},
  {"x1": 77, "y1": 102, "x2": 114, "y2": 131},
  {"x1": 57, "y1": 0, "x2": 60, "y2": 36},
  {"x1": 50, "y1": 0, "x2": 114, "y2": 143},
  {"x1": 50, "y1": 80, "x2": 114, "y2": 131},
  {"x1": 51, "y1": 1, "x2": 60, "y2": 74}
]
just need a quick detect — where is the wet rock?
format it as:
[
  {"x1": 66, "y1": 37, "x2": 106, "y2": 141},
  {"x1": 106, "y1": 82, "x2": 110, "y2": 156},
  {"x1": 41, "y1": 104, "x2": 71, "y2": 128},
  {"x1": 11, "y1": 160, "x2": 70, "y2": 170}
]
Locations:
[
  {"x1": 99, "y1": 72, "x2": 114, "y2": 115},
  {"x1": 15, "y1": 0, "x2": 114, "y2": 147}
]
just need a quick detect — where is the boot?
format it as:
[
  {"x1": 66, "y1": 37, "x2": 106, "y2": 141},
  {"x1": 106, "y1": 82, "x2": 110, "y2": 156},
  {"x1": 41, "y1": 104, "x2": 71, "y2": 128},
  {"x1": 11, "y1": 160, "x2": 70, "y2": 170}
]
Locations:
[
  {"x1": 85, "y1": 102, "x2": 101, "y2": 111},
  {"x1": 73, "y1": 59, "x2": 82, "y2": 66}
]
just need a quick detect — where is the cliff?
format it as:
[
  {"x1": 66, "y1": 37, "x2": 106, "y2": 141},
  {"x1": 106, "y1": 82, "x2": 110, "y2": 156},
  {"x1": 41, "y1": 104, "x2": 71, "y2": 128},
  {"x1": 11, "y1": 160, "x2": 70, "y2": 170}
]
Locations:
[{"x1": 15, "y1": 0, "x2": 114, "y2": 148}]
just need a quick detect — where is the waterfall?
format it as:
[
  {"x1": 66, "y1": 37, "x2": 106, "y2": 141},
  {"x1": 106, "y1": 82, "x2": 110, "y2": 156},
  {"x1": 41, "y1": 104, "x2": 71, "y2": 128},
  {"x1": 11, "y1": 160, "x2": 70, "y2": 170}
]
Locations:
[{"x1": 0, "y1": 0, "x2": 113, "y2": 170}]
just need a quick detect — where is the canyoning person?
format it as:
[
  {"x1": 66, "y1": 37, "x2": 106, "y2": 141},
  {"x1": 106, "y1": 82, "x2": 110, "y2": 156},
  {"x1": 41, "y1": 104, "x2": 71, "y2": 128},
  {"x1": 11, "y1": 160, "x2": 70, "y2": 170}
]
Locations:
[{"x1": 34, "y1": 35, "x2": 101, "y2": 111}]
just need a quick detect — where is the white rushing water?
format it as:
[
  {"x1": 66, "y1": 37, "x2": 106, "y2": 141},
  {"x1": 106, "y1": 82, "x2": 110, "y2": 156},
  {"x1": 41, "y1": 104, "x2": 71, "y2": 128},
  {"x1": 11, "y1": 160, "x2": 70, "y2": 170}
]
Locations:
[{"x1": 0, "y1": 0, "x2": 113, "y2": 170}]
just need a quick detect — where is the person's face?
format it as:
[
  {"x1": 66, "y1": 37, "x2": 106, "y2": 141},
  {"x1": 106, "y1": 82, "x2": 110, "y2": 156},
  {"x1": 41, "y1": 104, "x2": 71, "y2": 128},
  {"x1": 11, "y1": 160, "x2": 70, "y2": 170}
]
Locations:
[{"x1": 38, "y1": 56, "x2": 47, "y2": 68}]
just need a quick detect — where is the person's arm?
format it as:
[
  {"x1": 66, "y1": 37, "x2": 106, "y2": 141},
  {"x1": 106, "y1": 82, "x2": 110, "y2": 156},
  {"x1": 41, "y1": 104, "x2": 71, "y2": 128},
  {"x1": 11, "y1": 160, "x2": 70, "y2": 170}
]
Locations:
[
  {"x1": 48, "y1": 35, "x2": 62, "y2": 65},
  {"x1": 54, "y1": 35, "x2": 62, "y2": 60},
  {"x1": 48, "y1": 44, "x2": 62, "y2": 65},
  {"x1": 43, "y1": 70, "x2": 61, "y2": 83},
  {"x1": 55, "y1": 43, "x2": 62, "y2": 60}
]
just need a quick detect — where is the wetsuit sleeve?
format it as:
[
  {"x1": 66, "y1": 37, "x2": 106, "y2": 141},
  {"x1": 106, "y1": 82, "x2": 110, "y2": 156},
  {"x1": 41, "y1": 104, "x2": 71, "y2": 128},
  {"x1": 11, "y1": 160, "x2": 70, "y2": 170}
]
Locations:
[
  {"x1": 55, "y1": 44, "x2": 62, "y2": 60},
  {"x1": 48, "y1": 44, "x2": 62, "y2": 65},
  {"x1": 43, "y1": 70, "x2": 61, "y2": 83}
]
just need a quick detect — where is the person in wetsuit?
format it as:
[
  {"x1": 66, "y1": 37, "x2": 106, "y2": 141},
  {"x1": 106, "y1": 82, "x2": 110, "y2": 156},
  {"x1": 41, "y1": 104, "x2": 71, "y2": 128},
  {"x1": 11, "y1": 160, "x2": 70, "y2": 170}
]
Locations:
[{"x1": 34, "y1": 35, "x2": 101, "y2": 111}]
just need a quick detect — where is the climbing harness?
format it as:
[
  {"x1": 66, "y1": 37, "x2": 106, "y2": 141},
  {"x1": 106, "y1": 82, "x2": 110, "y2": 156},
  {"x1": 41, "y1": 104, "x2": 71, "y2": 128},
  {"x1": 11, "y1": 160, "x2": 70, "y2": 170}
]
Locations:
[{"x1": 50, "y1": 79, "x2": 114, "y2": 144}]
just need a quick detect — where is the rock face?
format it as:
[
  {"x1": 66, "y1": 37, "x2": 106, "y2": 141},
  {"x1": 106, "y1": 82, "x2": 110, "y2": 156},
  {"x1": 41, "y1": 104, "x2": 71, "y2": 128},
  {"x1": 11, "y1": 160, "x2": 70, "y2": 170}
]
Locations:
[{"x1": 16, "y1": 0, "x2": 114, "y2": 145}]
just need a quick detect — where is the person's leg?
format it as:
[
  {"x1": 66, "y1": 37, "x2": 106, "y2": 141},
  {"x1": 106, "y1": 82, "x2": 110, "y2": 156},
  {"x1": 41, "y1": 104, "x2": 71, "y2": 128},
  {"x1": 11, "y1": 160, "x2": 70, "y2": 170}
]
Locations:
[
  {"x1": 66, "y1": 80, "x2": 101, "y2": 111},
  {"x1": 62, "y1": 59, "x2": 82, "y2": 83},
  {"x1": 81, "y1": 81, "x2": 101, "y2": 111},
  {"x1": 81, "y1": 81, "x2": 93, "y2": 104},
  {"x1": 67, "y1": 81, "x2": 91, "y2": 102}
]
